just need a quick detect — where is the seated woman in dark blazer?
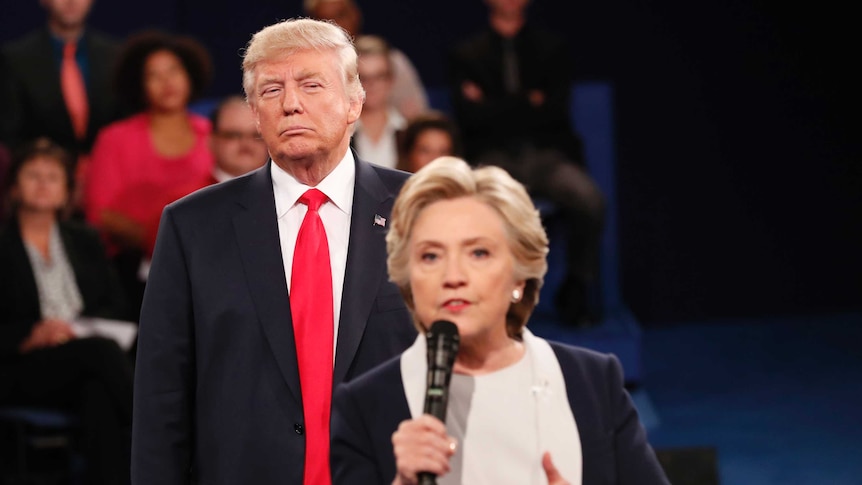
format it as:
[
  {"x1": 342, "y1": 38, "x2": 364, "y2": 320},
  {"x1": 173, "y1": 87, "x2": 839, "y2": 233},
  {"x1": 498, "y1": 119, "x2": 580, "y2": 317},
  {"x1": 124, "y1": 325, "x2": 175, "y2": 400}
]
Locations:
[
  {"x1": 331, "y1": 157, "x2": 668, "y2": 485},
  {"x1": 0, "y1": 138, "x2": 133, "y2": 485}
]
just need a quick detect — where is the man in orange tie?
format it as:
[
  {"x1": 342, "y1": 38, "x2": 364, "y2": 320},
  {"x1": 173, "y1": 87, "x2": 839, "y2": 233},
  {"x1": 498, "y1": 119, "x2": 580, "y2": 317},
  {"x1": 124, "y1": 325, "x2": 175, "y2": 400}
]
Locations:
[
  {"x1": 0, "y1": 0, "x2": 120, "y2": 157},
  {"x1": 132, "y1": 18, "x2": 417, "y2": 485}
]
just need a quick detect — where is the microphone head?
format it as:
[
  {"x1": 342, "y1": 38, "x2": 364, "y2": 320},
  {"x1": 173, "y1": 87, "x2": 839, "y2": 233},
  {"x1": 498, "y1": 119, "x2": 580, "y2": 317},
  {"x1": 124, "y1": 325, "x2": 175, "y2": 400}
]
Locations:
[
  {"x1": 427, "y1": 320, "x2": 459, "y2": 340},
  {"x1": 425, "y1": 320, "x2": 460, "y2": 376}
]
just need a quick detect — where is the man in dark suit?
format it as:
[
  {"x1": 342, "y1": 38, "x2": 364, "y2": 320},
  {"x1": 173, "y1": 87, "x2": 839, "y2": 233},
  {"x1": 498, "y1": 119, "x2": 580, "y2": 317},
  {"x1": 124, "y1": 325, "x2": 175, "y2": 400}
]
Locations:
[
  {"x1": 448, "y1": 0, "x2": 605, "y2": 326},
  {"x1": 131, "y1": 18, "x2": 417, "y2": 485},
  {"x1": 0, "y1": 0, "x2": 120, "y2": 156}
]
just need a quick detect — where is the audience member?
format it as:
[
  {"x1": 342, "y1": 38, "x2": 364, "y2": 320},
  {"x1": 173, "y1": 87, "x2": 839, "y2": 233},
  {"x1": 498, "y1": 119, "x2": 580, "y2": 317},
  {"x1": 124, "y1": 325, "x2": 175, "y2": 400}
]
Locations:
[
  {"x1": 331, "y1": 157, "x2": 669, "y2": 485},
  {"x1": 304, "y1": 0, "x2": 429, "y2": 120},
  {"x1": 83, "y1": 31, "x2": 213, "y2": 318},
  {"x1": 353, "y1": 35, "x2": 406, "y2": 169},
  {"x1": 396, "y1": 111, "x2": 462, "y2": 173},
  {"x1": 208, "y1": 95, "x2": 269, "y2": 182},
  {"x1": 0, "y1": 138, "x2": 133, "y2": 485},
  {"x1": 448, "y1": 0, "x2": 605, "y2": 324},
  {"x1": 0, "y1": 0, "x2": 120, "y2": 157},
  {"x1": 121, "y1": 95, "x2": 267, "y2": 228},
  {"x1": 131, "y1": 19, "x2": 416, "y2": 484}
]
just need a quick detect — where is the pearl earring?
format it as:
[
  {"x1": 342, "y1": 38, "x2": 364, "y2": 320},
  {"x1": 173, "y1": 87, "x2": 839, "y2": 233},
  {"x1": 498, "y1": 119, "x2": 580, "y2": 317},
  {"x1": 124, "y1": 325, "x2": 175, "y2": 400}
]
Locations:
[{"x1": 511, "y1": 289, "x2": 521, "y2": 303}]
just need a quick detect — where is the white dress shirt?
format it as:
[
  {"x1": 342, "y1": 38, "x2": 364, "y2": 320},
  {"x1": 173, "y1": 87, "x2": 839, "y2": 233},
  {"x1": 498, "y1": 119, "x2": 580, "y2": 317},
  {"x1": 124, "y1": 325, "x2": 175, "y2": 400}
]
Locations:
[
  {"x1": 353, "y1": 108, "x2": 406, "y2": 169},
  {"x1": 271, "y1": 150, "x2": 356, "y2": 354}
]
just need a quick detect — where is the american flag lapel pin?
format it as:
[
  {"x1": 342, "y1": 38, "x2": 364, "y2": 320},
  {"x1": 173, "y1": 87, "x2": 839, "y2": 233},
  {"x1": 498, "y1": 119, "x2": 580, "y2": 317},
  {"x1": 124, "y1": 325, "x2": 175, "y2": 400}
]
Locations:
[{"x1": 373, "y1": 214, "x2": 387, "y2": 227}]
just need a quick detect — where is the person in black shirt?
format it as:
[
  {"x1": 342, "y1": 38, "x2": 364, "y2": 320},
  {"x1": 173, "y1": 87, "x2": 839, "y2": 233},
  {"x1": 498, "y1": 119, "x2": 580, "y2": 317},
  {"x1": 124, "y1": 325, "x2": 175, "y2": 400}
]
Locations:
[{"x1": 449, "y1": 0, "x2": 605, "y2": 325}]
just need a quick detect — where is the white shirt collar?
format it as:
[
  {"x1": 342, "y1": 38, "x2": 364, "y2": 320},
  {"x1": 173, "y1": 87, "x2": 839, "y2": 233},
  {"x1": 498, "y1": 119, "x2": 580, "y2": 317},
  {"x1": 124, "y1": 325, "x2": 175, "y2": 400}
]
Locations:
[
  {"x1": 270, "y1": 149, "x2": 356, "y2": 219},
  {"x1": 212, "y1": 167, "x2": 233, "y2": 183},
  {"x1": 354, "y1": 107, "x2": 407, "y2": 133}
]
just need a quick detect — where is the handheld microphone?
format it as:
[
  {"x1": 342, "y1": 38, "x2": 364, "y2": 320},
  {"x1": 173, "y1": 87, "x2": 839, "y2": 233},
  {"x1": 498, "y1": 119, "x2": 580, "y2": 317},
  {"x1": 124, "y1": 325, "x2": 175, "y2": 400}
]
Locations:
[{"x1": 418, "y1": 320, "x2": 460, "y2": 485}]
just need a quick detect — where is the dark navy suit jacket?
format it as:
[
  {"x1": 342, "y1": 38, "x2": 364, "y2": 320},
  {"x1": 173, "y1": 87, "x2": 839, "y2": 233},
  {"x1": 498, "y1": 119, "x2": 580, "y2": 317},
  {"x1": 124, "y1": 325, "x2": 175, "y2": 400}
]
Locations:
[
  {"x1": 131, "y1": 158, "x2": 417, "y2": 484},
  {"x1": 332, "y1": 341, "x2": 669, "y2": 485}
]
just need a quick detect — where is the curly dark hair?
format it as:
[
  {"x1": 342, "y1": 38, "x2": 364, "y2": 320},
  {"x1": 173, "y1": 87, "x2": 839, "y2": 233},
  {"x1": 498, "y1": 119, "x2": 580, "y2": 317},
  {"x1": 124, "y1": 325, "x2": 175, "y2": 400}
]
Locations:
[
  {"x1": 396, "y1": 111, "x2": 462, "y2": 172},
  {"x1": 114, "y1": 30, "x2": 212, "y2": 113}
]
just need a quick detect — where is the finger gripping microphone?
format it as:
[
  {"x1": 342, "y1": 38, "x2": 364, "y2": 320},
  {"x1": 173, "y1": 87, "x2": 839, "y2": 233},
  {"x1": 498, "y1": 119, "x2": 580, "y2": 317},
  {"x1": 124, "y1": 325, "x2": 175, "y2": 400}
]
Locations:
[{"x1": 418, "y1": 320, "x2": 460, "y2": 485}]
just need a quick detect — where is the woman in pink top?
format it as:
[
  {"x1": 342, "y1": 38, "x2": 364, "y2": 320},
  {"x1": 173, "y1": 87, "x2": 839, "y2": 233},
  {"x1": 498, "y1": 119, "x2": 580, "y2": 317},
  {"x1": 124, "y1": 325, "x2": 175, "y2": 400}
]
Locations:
[{"x1": 85, "y1": 31, "x2": 214, "y2": 259}]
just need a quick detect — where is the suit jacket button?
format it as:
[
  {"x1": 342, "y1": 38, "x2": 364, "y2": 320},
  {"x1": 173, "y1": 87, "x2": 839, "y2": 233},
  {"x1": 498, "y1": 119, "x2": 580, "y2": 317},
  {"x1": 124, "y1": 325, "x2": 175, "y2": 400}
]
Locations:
[{"x1": 294, "y1": 423, "x2": 304, "y2": 435}]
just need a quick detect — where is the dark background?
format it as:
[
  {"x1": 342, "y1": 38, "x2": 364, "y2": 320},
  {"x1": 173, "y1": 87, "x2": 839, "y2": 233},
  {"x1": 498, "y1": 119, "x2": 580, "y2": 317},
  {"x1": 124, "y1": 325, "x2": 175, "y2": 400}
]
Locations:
[{"x1": 2, "y1": 0, "x2": 859, "y2": 324}]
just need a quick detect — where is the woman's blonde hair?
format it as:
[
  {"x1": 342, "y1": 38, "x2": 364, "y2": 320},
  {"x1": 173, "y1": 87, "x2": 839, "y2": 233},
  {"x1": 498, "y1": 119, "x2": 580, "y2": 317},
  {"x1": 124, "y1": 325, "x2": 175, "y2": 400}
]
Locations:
[
  {"x1": 386, "y1": 157, "x2": 549, "y2": 338},
  {"x1": 242, "y1": 18, "x2": 365, "y2": 107}
]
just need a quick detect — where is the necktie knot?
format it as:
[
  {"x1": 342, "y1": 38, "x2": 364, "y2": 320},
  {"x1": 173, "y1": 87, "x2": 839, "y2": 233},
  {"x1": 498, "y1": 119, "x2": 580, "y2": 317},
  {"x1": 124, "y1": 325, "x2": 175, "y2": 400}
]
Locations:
[
  {"x1": 300, "y1": 188, "x2": 328, "y2": 212},
  {"x1": 64, "y1": 42, "x2": 77, "y2": 58}
]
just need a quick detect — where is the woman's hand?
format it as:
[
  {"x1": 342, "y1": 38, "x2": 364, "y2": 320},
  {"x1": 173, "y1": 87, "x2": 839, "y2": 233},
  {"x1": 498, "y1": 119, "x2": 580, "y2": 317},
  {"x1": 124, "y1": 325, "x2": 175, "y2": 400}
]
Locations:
[
  {"x1": 391, "y1": 414, "x2": 456, "y2": 485},
  {"x1": 542, "y1": 452, "x2": 570, "y2": 485},
  {"x1": 19, "y1": 319, "x2": 76, "y2": 353}
]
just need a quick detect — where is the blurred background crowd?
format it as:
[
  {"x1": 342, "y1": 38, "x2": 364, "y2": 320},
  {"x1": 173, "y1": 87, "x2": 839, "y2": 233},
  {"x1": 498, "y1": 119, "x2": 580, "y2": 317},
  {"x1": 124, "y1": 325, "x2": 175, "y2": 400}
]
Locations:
[
  {"x1": 0, "y1": 0, "x2": 858, "y2": 483},
  {"x1": 0, "y1": 0, "x2": 856, "y2": 325}
]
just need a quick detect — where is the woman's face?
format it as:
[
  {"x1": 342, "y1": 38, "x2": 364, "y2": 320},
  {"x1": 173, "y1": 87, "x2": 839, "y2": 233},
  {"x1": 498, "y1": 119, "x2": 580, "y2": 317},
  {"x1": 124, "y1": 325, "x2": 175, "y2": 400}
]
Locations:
[
  {"x1": 143, "y1": 49, "x2": 191, "y2": 113},
  {"x1": 407, "y1": 128, "x2": 453, "y2": 172},
  {"x1": 408, "y1": 196, "x2": 525, "y2": 344},
  {"x1": 357, "y1": 54, "x2": 392, "y2": 111},
  {"x1": 13, "y1": 156, "x2": 68, "y2": 213}
]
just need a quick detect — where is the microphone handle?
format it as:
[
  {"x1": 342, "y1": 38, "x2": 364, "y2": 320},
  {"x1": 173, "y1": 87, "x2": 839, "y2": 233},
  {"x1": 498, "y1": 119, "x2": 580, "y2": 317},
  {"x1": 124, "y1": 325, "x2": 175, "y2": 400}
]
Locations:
[
  {"x1": 424, "y1": 395, "x2": 446, "y2": 421},
  {"x1": 417, "y1": 472, "x2": 436, "y2": 485}
]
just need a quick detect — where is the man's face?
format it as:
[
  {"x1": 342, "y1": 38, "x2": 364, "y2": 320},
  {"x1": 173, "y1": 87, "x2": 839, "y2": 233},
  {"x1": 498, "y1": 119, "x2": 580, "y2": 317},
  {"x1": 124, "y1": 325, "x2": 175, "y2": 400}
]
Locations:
[
  {"x1": 41, "y1": 0, "x2": 94, "y2": 30},
  {"x1": 211, "y1": 101, "x2": 269, "y2": 177},
  {"x1": 249, "y1": 49, "x2": 361, "y2": 172}
]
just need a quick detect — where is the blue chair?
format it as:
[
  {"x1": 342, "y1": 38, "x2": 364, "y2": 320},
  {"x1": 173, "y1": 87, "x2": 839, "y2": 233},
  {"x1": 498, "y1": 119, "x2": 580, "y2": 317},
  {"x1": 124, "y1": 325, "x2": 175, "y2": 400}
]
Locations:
[{"x1": 0, "y1": 407, "x2": 80, "y2": 482}]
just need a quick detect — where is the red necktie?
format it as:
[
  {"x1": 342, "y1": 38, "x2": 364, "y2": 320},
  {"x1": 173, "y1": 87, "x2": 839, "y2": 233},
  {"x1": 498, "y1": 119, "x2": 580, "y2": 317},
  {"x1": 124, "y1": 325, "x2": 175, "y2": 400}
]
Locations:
[
  {"x1": 291, "y1": 188, "x2": 334, "y2": 485},
  {"x1": 61, "y1": 42, "x2": 89, "y2": 141}
]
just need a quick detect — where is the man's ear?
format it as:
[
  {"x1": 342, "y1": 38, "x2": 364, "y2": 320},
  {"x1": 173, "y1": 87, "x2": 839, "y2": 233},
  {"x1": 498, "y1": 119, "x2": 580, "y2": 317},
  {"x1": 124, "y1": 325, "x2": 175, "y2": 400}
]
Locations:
[{"x1": 347, "y1": 93, "x2": 364, "y2": 125}]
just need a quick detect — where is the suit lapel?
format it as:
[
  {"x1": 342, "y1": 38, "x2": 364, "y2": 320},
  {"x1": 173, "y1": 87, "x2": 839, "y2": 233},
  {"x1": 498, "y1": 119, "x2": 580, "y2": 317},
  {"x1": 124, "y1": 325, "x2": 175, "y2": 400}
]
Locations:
[
  {"x1": 333, "y1": 157, "x2": 397, "y2": 384},
  {"x1": 231, "y1": 164, "x2": 302, "y2": 404},
  {"x1": 4, "y1": 221, "x2": 41, "y2": 318}
]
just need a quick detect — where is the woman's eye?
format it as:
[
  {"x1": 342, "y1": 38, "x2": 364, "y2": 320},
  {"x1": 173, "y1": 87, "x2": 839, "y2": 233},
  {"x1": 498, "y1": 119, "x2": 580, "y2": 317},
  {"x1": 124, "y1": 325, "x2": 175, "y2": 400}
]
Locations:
[
  {"x1": 472, "y1": 248, "x2": 489, "y2": 258},
  {"x1": 420, "y1": 252, "x2": 438, "y2": 262}
]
